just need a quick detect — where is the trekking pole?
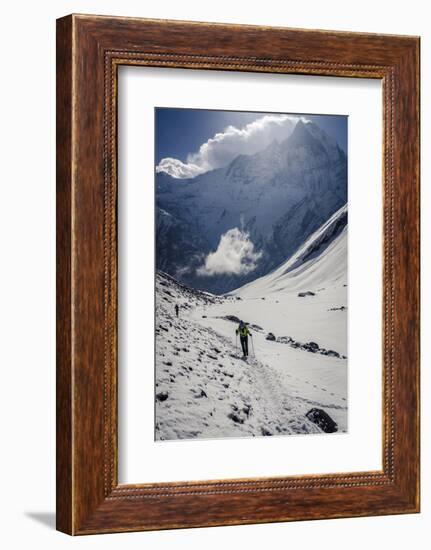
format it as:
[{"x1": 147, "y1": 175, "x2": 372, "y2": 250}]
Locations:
[
  {"x1": 235, "y1": 333, "x2": 238, "y2": 352},
  {"x1": 251, "y1": 336, "x2": 255, "y2": 357}
]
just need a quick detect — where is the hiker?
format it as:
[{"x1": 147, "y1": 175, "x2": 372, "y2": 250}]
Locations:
[
  {"x1": 175, "y1": 304, "x2": 179, "y2": 317},
  {"x1": 236, "y1": 321, "x2": 252, "y2": 357}
]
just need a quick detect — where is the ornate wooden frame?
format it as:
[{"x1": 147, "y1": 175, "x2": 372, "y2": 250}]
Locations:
[{"x1": 56, "y1": 14, "x2": 420, "y2": 534}]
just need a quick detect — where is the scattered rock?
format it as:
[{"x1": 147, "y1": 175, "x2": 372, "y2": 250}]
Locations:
[
  {"x1": 243, "y1": 404, "x2": 251, "y2": 417},
  {"x1": 156, "y1": 391, "x2": 169, "y2": 402},
  {"x1": 323, "y1": 349, "x2": 340, "y2": 358},
  {"x1": 266, "y1": 332, "x2": 276, "y2": 341},
  {"x1": 194, "y1": 389, "x2": 207, "y2": 398},
  {"x1": 228, "y1": 412, "x2": 244, "y2": 424},
  {"x1": 222, "y1": 315, "x2": 241, "y2": 324},
  {"x1": 298, "y1": 291, "x2": 315, "y2": 297},
  {"x1": 276, "y1": 335, "x2": 346, "y2": 359},
  {"x1": 261, "y1": 427, "x2": 273, "y2": 436},
  {"x1": 306, "y1": 408, "x2": 338, "y2": 433},
  {"x1": 277, "y1": 336, "x2": 293, "y2": 344}
]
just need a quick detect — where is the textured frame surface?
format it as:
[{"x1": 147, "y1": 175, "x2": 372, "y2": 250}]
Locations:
[{"x1": 56, "y1": 14, "x2": 420, "y2": 534}]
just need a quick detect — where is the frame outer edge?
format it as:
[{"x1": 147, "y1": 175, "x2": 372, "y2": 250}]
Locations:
[
  {"x1": 56, "y1": 14, "x2": 74, "y2": 535},
  {"x1": 57, "y1": 14, "x2": 421, "y2": 534}
]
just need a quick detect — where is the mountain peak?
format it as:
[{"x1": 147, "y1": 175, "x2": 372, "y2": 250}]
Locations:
[{"x1": 288, "y1": 119, "x2": 313, "y2": 143}]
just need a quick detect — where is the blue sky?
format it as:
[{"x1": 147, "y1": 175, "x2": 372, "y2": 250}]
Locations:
[{"x1": 156, "y1": 108, "x2": 347, "y2": 165}]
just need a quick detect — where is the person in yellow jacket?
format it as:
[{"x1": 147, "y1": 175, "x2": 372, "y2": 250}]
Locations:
[{"x1": 236, "y1": 320, "x2": 252, "y2": 358}]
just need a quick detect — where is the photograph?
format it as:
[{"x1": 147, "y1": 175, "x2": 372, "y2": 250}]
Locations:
[{"x1": 155, "y1": 108, "x2": 348, "y2": 441}]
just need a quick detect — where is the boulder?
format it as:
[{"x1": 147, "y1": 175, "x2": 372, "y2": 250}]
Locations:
[
  {"x1": 306, "y1": 408, "x2": 338, "y2": 433},
  {"x1": 265, "y1": 332, "x2": 276, "y2": 341},
  {"x1": 277, "y1": 336, "x2": 293, "y2": 344},
  {"x1": 298, "y1": 291, "x2": 316, "y2": 297},
  {"x1": 307, "y1": 341, "x2": 319, "y2": 350},
  {"x1": 228, "y1": 412, "x2": 244, "y2": 424},
  {"x1": 156, "y1": 391, "x2": 169, "y2": 402}
]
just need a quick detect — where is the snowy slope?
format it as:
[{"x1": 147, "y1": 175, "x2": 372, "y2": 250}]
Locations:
[
  {"x1": 156, "y1": 264, "x2": 347, "y2": 440},
  {"x1": 233, "y1": 204, "x2": 347, "y2": 296},
  {"x1": 155, "y1": 272, "x2": 322, "y2": 441}
]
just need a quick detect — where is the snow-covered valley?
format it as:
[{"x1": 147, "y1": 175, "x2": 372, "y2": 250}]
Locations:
[{"x1": 155, "y1": 206, "x2": 348, "y2": 441}]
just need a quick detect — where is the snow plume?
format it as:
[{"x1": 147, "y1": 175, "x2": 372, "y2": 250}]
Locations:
[
  {"x1": 156, "y1": 114, "x2": 307, "y2": 179},
  {"x1": 197, "y1": 228, "x2": 262, "y2": 277}
]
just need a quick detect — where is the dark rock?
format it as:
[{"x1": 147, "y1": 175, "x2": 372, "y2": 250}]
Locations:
[
  {"x1": 307, "y1": 341, "x2": 319, "y2": 349},
  {"x1": 261, "y1": 427, "x2": 273, "y2": 436},
  {"x1": 156, "y1": 391, "x2": 169, "y2": 402},
  {"x1": 302, "y1": 344, "x2": 317, "y2": 353},
  {"x1": 277, "y1": 336, "x2": 293, "y2": 344},
  {"x1": 266, "y1": 332, "x2": 276, "y2": 341},
  {"x1": 222, "y1": 315, "x2": 241, "y2": 323},
  {"x1": 228, "y1": 412, "x2": 244, "y2": 424},
  {"x1": 194, "y1": 389, "x2": 207, "y2": 398},
  {"x1": 243, "y1": 404, "x2": 251, "y2": 417},
  {"x1": 306, "y1": 408, "x2": 338, "y2": 433},
  {"x1": 298, "y1": 291, "x2": 316, "y2": 297}
]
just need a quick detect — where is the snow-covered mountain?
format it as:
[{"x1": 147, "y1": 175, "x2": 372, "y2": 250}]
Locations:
[
  {"x1": 233, "y1": 204, "x2": 347, "y2": 297},
  {"x1": 156, "y1": 119, "x2": 347, "y2": 294}
]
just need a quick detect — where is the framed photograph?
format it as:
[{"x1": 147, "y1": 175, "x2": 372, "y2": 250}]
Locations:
[{"x1": 56, "y1": 14, "x2": 420, "y2": 534}]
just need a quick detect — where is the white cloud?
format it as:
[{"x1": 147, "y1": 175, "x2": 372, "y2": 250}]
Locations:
[
  {"x1": 157, "y1": 114, "x2": 307, "y2": 178},
  {"x1": 197, "y1": 228, "x2": 262, "y2": 277},
  {"x1": 156, "y1": 157, "x2": 206, "y2": 179}
]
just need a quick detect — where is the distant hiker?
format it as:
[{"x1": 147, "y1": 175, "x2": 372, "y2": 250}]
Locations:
[
  {"x1": 175, "y1": 304, "x2": 179, "y2": 317},
  {"x1": 236, "y1": 321, "x2": 252, "y2": 358}
]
